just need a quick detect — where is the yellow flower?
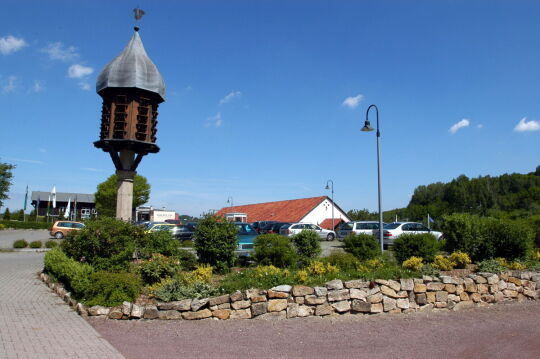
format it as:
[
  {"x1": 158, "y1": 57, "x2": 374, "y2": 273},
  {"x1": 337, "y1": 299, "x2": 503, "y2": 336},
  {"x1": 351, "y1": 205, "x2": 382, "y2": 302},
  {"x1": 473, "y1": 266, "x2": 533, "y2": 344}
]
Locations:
[
  {"x1": 432, "y1": 255, "x2": 454, "y2": 271},
  {"x1": 402, "y1": 256, "x2": 424, "y2": 272}
]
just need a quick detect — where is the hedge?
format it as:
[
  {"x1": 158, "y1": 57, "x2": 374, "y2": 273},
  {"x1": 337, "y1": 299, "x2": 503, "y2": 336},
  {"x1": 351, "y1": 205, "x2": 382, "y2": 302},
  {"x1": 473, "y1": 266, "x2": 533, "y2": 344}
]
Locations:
[{"x1": 0, "y1": 220, "x2": 50, "y2": 230}]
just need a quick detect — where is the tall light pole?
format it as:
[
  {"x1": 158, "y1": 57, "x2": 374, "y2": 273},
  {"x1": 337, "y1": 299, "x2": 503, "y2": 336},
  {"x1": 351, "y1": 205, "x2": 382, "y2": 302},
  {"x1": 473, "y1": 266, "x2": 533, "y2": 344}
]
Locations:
[
  {"x1": 325, "y1": 180, "x2": 334, "y2": 232},
  {"x1": 361, "y1": 104, "x2": 384, "y2": 253},
  {"x1": 227, "y1": 196, "x2": 233, "y2": 208}
]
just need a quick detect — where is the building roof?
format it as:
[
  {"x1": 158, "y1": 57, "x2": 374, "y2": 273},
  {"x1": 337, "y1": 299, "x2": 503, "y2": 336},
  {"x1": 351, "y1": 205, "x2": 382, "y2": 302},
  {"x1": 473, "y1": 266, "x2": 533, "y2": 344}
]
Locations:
[
  {"x1": 215, "y1": 196, "x2": 328, "y2": 223},
  {"x1": 319, "y1": 218, "x2": 345, "y2": 230},
  {"x1": 96, "y1": 28, "x2": 166, "y2": 101},
  {"x1": 31, "y1": 191, "x2": 95, "y2": 203}
]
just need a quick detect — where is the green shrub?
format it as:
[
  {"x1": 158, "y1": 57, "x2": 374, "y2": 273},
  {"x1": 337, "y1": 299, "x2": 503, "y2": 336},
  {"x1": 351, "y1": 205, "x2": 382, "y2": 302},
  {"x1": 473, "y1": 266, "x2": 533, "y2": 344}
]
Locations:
[
  {"x1": 0, "y1": 220, "x2": 50, "y2": 230},
  {"x1": 153, "y1": 277, "x2": 220, "y2": 302},
  {"x1": 218, "y1": 265, "x2": 295, "y2": 293},
  {"x1": 432, "y1": 255, "x2": 455, "y2": 271},
  {"x1": 440, "y1": 213, "x2": 534, "y2": 261},
  {"x1": 177, "y1": 249, "x2": 198, "y2": 271},
  {"x1": 0, "y1": 223, "x2": 5, "y2": 230},
  {"x1": 85, "y1": 271, "x2": 142, "y2": 307},
  {"x1": 393, "y1": 233, "x2": 439, "y2": 264},
  {"x1": 13, "y1": 239, "x2": 28, "y2": 248},
  {"x1": 402, "y1": 256, "x2": 424, "y2": 272},
  {"x1": 61, "y1": 217, "x2": 179, "y2": 271},
  {"x1": 45, "y1": 240, "x2": 58, "y2": 248},
  {"x1": 292, "y1": 230, "x2": 322, "y2": 265},
  {"x1": 448, "y1": 251, "x2": 471, "y2": 269},
  {"x1": 475, "y1": 258, "x2": 506, "y2": 274},
  {"x1": 193, "y1": 214, "x2": 238, "y2": 273},
  {"x1": 253, "y1": 234, "x2": 297, "y2": 268},
  {"x1": 135, "y1": 254, "x2": 180, "y2": 285},
  {"x1": 420, "y1": 264, "x2": 440, "y2": 277},
  {"x1": 29, "y1": 240, "x2": 42, "y2": 248},
  {"x1": 322, "y1": 251, "x2": 361, "y2": 271},
  {"x1": 343, "y1": 233, "x2": 381, "y2": 261},
  {"x1": 43, "y1": 248, "x2": 94, "y2": 296}
]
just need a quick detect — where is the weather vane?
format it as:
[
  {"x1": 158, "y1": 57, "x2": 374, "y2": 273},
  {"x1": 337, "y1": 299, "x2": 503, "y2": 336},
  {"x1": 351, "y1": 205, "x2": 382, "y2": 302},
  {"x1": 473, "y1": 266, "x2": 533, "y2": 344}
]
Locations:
[{"x1": 133, "y1": 7, "x2": 145, "y2": 21}]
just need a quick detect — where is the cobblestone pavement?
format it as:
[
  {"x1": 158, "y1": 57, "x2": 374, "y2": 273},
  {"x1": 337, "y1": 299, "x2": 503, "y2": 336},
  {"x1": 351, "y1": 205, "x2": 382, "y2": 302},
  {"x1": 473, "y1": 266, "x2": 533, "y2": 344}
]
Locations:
[{"x1": 0, "y1": 252, "x2": 124, "y2": 359}]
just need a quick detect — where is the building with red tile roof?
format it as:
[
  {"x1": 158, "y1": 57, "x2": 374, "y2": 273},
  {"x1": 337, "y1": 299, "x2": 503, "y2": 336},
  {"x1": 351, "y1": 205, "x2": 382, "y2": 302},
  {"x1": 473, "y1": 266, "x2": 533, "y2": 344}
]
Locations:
[{"x1": 215, "y1": 196, "x2": 350, "y2": 230}]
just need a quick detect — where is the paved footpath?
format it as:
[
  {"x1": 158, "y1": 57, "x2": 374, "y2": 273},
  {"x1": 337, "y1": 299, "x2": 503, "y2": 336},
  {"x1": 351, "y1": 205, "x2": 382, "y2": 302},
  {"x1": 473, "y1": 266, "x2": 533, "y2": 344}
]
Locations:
[{"x1": 0, "y1": 252, "x2": 124, "y2": 359}]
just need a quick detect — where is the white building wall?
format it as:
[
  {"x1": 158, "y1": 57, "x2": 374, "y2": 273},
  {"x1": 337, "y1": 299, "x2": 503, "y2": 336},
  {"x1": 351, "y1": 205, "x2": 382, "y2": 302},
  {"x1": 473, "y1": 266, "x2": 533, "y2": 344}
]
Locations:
[
  {"x1": 151, "y1": 210, "x2": 176, "y2": 222},
  {"x1": 300, "y1": 199, "x2": 350, "y2": 225}
]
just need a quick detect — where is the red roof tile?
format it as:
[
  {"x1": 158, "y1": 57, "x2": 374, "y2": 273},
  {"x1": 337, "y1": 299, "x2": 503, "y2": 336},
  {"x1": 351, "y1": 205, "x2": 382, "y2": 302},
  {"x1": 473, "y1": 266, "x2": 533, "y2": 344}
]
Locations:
[
  {"x1": 319, "y1": 218, "x2": 344, "y2": 230},
  {"x1": 215, "y1": 196, "x2": 328, "y2": 223}
]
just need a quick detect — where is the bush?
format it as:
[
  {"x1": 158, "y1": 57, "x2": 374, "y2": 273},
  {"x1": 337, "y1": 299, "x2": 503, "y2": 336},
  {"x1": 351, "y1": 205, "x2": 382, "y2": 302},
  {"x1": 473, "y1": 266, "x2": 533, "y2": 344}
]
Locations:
[
  {"x1": 322, "y1": 252, "x2": 361, "y2": 271},
  {"x1": 153, "y1": 278, "x2": 220, "y2": 302},
  {"x1": 393, "y1": 233, "x2": 439, "y2": 264},
  {"x1": 0, "y1": 220, "x2": 50, "y2": 230},
  {"x1": 135, "y1": 254, "x2": 180, "y2": 285},
  {"x1": 291, "y1": 230, "x2": 322, "y2": 265},
  {"x1": 177, "y1": 249, "x2": 198, "y2": 271},
  {"x1": 181, "y1": 265, "x2": 213, "y2": 286},
  {"x1": 253, "y1": 234, "x2": 297, "y2": 268},
  {"x1": 402, "y1": 256, "x2": 424, "y2": 272},
  {"x1": 85, "y1": 271, "x2": 142, "y2": 307},
  {"x1": 420, "y1": 264, "x2": 440, "y2": 277},
  {"x1": 475, "y1": 259, "x2": 506, "y2": 274},
  {"x1": 448, "y1": 251, "x2": 471, "y2": 269},
  {"x1": 13, "y1": 239, "x2": 28, "y2": 248},
  {"x1": 0, "y1": 223, "x2": 5, "y2": 230},
  {"x1": 43, "y1": 248, "x2": 94, "y2": 296},
  {"x1": 440, "y1": 213, "x2": 534, "y2": 261},
  {"x1": 29, "y1": 240, "x2": 42, "y2": 248},
  {"x1": 343, "y1": 233, "x2": 380, "y2": 261},
  {"x1": 432, "y1": 255, "x2": 454, "y2": 271},
  {"x1": 61, "y1": 217, "x2": 179, "y2": 271},
  {"x1": 45, "y1": 240, "x2": 58, "y2": 248},
  {"x1": 193, "y1": 215, "x2": 238, "y2": 273},
  {"x1": 218, "y1": 265, "x2": 295, "y2": 293}
]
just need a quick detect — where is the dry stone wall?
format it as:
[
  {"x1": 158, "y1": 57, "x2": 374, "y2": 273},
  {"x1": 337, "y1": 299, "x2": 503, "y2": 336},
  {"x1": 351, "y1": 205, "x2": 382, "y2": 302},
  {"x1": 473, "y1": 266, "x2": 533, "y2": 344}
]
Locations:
[{"x1": 39, "y1": 271, "x2": 540, "y2": 321}]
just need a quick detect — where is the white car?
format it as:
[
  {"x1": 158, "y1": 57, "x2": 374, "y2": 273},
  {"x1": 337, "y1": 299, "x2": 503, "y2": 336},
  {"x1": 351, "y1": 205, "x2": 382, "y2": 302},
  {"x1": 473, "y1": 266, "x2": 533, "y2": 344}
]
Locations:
[
  {"x1": 280, "y1": 223, "x2": 336, "y2": 241},
  {"x1": 338, "y1": 221, "x2": 382, "y2": 240},
  {"x1": 373, "y1": 222, "x2": 443, "y2": 246}
]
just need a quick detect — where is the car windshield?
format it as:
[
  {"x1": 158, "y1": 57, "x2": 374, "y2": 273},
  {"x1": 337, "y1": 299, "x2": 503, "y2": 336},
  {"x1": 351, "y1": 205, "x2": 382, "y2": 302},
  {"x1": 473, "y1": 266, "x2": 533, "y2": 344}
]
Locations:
[
  {"x1": 383, "y1": 223, "x2": 401, "y2": 229},
  {"x1": 236, "y1": 223, "x2": 257, "y2": 235},
  {"x1": 341, "y1": 222, "x2": 353, "y2": 230}
]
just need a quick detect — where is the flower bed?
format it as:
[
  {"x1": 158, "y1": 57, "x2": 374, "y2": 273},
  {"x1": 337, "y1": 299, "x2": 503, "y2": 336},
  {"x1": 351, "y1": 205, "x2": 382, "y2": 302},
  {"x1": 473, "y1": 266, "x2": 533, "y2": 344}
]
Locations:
[{"x1": 39, "y1": 270, "x2": 540, "y2": 320}]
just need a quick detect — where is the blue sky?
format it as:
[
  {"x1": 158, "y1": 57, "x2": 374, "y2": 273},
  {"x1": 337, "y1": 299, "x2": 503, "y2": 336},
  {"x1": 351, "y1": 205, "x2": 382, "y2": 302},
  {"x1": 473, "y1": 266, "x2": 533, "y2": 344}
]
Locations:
[{"x1": 1, "y1": 0, "x2": 539, "y2": 217}]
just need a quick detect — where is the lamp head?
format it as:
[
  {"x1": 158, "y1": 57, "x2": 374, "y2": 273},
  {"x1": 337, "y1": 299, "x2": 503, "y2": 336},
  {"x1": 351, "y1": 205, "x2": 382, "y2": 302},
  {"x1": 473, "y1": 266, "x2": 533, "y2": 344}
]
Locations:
[
  {"x1": 361, "y1": 120, "x2": 374, "y2": 132},
  {"x1": 325, "y1": 184, "x2": 330, "y2": 190}
]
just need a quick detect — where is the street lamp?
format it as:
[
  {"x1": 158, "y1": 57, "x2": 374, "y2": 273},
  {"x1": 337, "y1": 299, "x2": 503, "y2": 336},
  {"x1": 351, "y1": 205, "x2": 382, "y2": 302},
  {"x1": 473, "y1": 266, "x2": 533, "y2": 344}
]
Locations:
[
  {"x1": 226, "y1": 196, "x2": 233, "y2": 208},
  {"x1": 361, "y1": 104, "x2": 384, "y2": 253},
  {"x1": 325, "y1": 180, "x2": 334, "y2": 232}
]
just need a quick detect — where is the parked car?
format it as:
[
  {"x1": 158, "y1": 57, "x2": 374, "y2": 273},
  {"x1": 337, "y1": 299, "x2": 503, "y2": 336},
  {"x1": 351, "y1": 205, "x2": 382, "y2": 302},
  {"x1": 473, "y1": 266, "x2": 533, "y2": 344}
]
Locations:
[
  {"x1": 145, "y1": 222, "x2": 176, "y2": 232},
  {"x1": 171, "y1": 225, "x2": 195, "y2": 240},
  {"x1": 50, "y1": 221, "x2": 85, "y2": 239},
  {"x1": 280, "y1": 223, "x2": 336, "y2": 241},
  {"x1": 373, "y1": 222, "x2": 444, "y2": 246},
  {"x1": 251, "y1": 221, "x2": 276, "y2": 234},
  {"x1": 266, "y1": 222, "x2": 290, "y2": 234},
  {"x1": 338, "y1": 221, "x2": 383, "y2": 240},
  {"x1": 235, "y1": 222, "x2": 258, "y2": 255}
]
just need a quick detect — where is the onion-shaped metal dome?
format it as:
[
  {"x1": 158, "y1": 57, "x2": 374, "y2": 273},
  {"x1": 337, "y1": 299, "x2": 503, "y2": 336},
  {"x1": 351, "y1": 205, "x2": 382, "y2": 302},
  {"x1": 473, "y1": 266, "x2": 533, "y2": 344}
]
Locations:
[{"x1": 96, "y1": 27, "x2": 165, "y2": 101}]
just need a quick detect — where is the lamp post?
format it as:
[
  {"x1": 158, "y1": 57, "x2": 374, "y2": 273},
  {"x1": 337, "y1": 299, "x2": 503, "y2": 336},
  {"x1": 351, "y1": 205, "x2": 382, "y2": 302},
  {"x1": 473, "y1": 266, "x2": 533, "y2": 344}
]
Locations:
[
  {"x1": 361, "y1": 104, "x2": 384, "y2": 253},
  {"x1": 227, "y1": 196, "x2": 233, "y2": 208},
  {"x1": 325, "y1": 180, "x2": 334, "y2": 232}
]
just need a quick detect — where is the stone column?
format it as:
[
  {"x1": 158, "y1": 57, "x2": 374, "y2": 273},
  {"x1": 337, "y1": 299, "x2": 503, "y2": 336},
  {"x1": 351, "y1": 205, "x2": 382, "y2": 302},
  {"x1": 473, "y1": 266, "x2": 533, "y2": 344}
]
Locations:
[{"x1": 116, "y1": 150, "x2": 136, "y2": 221}]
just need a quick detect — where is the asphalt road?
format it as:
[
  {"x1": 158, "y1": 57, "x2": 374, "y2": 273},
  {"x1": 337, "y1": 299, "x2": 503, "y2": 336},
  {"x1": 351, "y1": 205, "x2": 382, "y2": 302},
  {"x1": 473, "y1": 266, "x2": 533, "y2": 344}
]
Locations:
[
  {"x1": 88, "y1": 301, "x2": 540, "y2": 359},
  {"x1": 0, "y1": 229, "x2": 52, "y2": 249}
]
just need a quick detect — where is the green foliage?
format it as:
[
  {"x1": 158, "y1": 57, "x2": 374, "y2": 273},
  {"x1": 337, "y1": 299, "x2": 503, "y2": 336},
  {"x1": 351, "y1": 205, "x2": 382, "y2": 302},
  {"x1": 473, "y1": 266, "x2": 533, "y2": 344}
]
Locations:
[
  {"x1": 347, "y1": 209, "x2": 378, "y2": 221},
  {"x1": 448, "y1": 251, "x2": 472, "y2": 269},
  {"x1": 61, "y1": 217, "x2": 179, "y2": 271},
  {"x1": 135, "y1": 254, "x2": 180, "y2": 285},
  {"x1": 29, "y1": 240, "x2": 42, "y2": 248},
  {"x1": 85, "y1": 271, "x2": 142, "y2": 307},
  {"x1": 432, "y1": 255, "x2": 454, "y2": 271},
  {"x1": 13, "y1": 239, "x2": 28, "y2": 248},
  {"x1": 218, "y1": 266, "x2": 295, "y2": 293},
  {"x1": 193, "y1": 214, "x2": 238, "y2": 273},
  {"x1": 94, "y1": 174, "x2": 151, "y2": 218},
  {"x1": 420, "y1": 264, "x2": 440, "y2": 277},
  {"x1": 44, "y1": 248, "x2": 94, "y2": 296},
  {"x1": 0, "y1": 220, "x2": 50, "y2": 229},
  {"x1": 0, "y1": 223, "x2": 5, "y2": 230},
  {"x1": 322, "y1": 252, "x2": 361, "y2": 271},
  {"x1": 45, "y1": 240, "x2": 58, "y2": 248},
  {"x1": 475, "y1": 259, "x2": 506, "y2": 274},
  {"x1": 0, "y1": 161, "x2": 15, "y2": 209},
  {"x1": 402, "y1": 256, "x2": 424, "y2": 271},
  {"x1": 3, "y1": 208, "x2": 11, "y2": 220},
  {"x1": 292, "y1": 230, "x2": 322, "y2": 265},
  {"x1": 393, "y1": 233, "x2": 439, "y2": 264},
  {"x1": 177, "y1": 249, "x2": 198, "y2": 271},
  {"x1": 343, "y1": 233, "x2": 381, "y2": 261},
  {"x1": 440, "y1": 213, "x2": 534, "y2": 261},
  {"x1": 253, "y1": 234, "x2": 297, "y2": 268},
  {"x1": 153, "y1": 278, "x2": 220, "y2": 302}
]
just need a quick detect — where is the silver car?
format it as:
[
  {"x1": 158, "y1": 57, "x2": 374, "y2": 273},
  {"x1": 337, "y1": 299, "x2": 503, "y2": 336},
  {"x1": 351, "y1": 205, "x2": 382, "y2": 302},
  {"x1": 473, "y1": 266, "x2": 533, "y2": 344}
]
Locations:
[
  {"x1": 338, "y1": 221, "x2": 382, "y2": 240},
  {"x1": 373, "y1": 222, "x2": 444, "y2": 246},
  {"x1": 280, "y1": 223, "x2": 336, "y2": 241}
]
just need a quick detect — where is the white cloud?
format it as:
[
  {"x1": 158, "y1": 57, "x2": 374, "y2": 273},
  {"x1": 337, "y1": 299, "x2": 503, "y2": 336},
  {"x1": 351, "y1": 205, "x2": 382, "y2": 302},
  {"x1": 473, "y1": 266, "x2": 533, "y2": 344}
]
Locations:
[
  {"x1": 1, "y1": 75, "x2": 17, "y2": 94},
  {"x1": 32, "y1": 80, "x2": 44, "y2": 93},
  {"x1": 342, "y1": 94, "x2": 364, "y2": 109},
  {"x1": 514, "y1": 117, "x2": 540, "y2": 132},
  {"x1": 78, "y1": 81, "x2": 91, "y2": 91},
  {"x1": 3, "y1": 157, "x2": 44, "y2": 165},
  {"x1": 219, "y1": 91, "x2": 241, "y2": 105},
  {"x1": 68, "y1": 64, "x2": 93, "y2": 79},
  {"x1": 476, "y1": 124, "x2": 483, "y2": 129},
  {"x1": 0, "y1": 35, "x2": 27, "y2": 55},
  {"x1": 205, "y1": 112, "x2": 223, "y2": 128},
  {"x1": 449, "y1": 118, "x2": 470, "y2": 134},
  {"x1": 41, "y1": 42, "x2": 79, "y2": 62}
]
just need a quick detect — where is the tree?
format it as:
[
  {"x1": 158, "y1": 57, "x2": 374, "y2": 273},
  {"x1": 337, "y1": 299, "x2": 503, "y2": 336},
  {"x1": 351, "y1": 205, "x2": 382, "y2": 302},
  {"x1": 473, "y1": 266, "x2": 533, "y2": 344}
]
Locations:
[
  {"x1": 0, "y1": 161, "x2": 15, "y2": 209},
  {"x1": 193, "y1": 214, "x2": 238, "y2": 273},
  {"x1": 3, "y1": 208, "x2": 11, "y2": 220},
  {"x1": 94, "y1": 174, "x2": 151, "y2": 217}
]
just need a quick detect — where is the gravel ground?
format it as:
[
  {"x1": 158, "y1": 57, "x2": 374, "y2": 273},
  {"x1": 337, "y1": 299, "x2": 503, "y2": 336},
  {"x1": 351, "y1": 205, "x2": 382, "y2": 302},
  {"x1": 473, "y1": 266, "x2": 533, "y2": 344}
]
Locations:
[{"x1": 88, "y1": 301, "x2": 540, "y2": 359}]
